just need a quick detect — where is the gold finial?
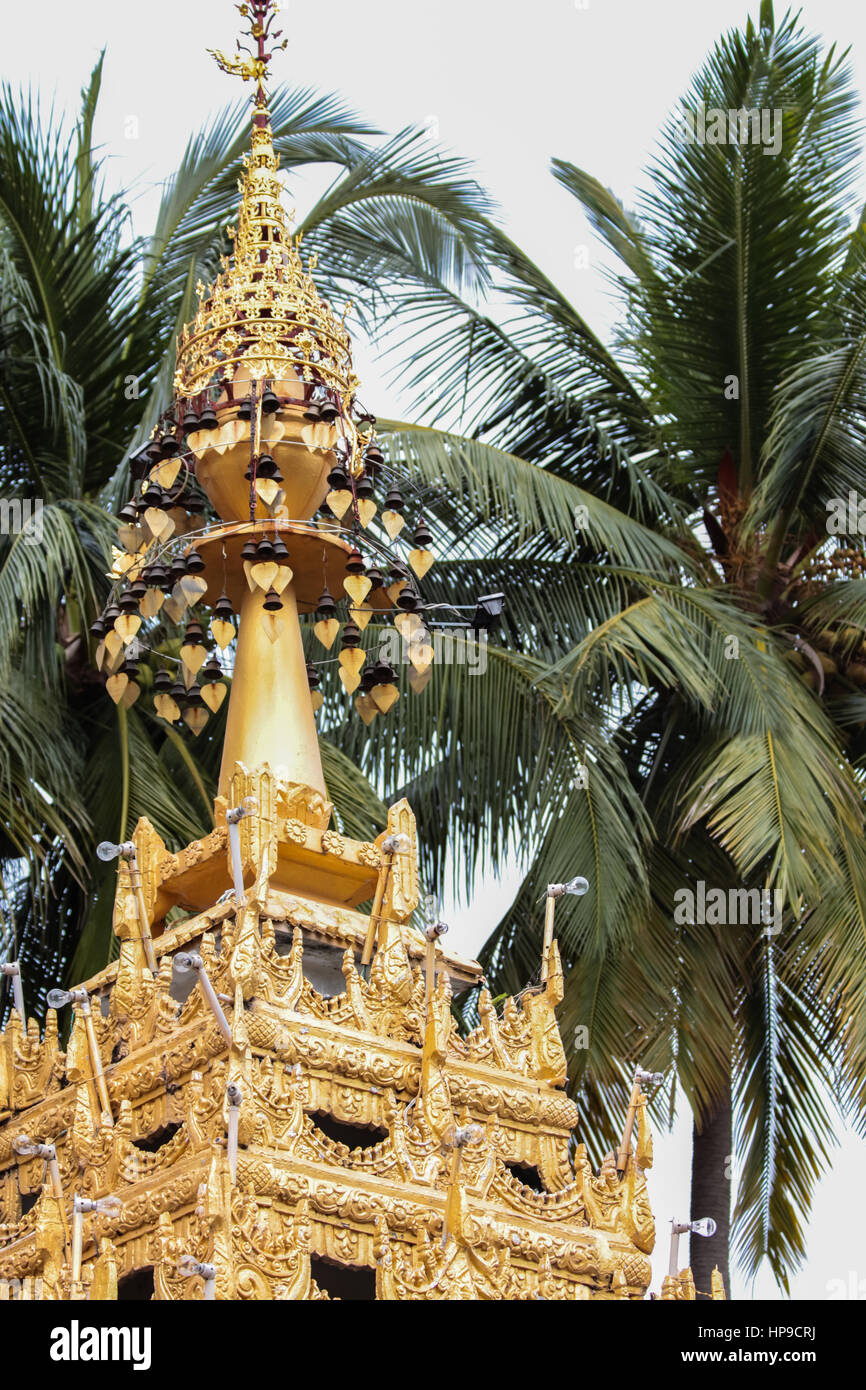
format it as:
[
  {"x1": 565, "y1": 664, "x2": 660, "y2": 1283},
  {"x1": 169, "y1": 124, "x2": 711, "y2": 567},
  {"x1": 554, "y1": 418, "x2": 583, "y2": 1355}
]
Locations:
[{"x1": 208, "y1": 1, "x2": 287, "y2": 110}]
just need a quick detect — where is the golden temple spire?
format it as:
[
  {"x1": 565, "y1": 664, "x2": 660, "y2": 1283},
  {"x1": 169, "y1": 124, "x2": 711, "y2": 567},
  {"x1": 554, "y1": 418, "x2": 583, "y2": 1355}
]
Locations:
[{"x1": 207, "y1": 1, "x2": 287, "y2": 113}]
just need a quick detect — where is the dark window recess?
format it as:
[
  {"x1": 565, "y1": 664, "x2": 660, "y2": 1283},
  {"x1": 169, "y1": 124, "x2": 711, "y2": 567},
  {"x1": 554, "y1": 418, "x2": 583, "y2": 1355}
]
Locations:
[
  {"x1": 19, "y1": 1190, "x2": 39, "y2": 1216},
  {"x1": 133, "y1": 1123, "x2": 181, "y2": 1154},
  {"x1": 505, "y1": 1161, "x2": 546, "y2": 1194},
  {"x1": 118, "y1": 1267, "x2": 155, "y2": 1301},
  {"x1": 310, "y1": 1112, "x2": 387, "y2": 1151},
  {"x1": 310, "y1": 1256, "x2": 376, "y2": 1302}
]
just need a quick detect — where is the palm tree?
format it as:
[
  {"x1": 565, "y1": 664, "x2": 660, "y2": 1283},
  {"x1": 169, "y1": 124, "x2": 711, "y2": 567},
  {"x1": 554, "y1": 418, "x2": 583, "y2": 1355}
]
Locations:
[
  {"x1": 0, "y1": 56, "x2": 492, "y2": 1002},
  {"x1": 332, "y1": 1, "x2": 866, "y2": 1293}
]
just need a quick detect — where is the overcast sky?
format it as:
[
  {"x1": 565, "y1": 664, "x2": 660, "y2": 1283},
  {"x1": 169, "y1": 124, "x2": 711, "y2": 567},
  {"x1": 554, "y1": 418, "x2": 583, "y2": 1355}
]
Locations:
[{"x1": 5, "y1": 0, "x2": 866, "y2": 1301}]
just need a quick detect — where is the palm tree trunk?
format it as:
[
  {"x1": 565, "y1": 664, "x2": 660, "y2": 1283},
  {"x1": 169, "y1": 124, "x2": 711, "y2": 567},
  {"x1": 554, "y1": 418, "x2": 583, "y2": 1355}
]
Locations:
[{"x1": 689, "y1": 1085, "x2": 732, "y2": 1297}]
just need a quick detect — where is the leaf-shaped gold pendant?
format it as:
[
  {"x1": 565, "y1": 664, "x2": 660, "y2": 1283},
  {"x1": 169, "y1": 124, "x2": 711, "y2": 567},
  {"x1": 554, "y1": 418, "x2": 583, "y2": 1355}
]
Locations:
[
  {"x1": 115, "y1": 613, "x2": 141, "y2": 645},
  {"x1": 354, "y1": 693, "x2": 378, "y2": 725},
  {"x1": 344, "y1": 574, "x2": 372, "y2": 606},
  {"x1": 408, "y1": 665, "x2": 433, "y2": 695},
  {"x1": 118, "y1": 525, "x2": 145, "y2": 554},
  {"x1": 408, "y1": 548, "x2": 434, "y2": 580},
  {"x1": 314, "y1": 618, "x2": 340, "y2": 650},
  {"x1": 201, "y1": 681, "x2": 227, "y2": 713},
  {"x1": 180, "y1": 643, "x2": 207, "y2": 677},
  {"x1": 326, "y1": 489, "x2": 353, "y2": 520},
  {"x1": 395, "y1": 611, "x2": 422, "y2": 641},
  {"x1": 153, "y1": 458, "x2": 181, "y2": 490},
  {"x1": 262, "y1": 612, "x2": 283, "y2": 644},
  {"x1": 143, "y1": 508, "x2": 174, "y2": 542},
  {"x1": 140, "y1": 588, "x2": 165, "y2": 619},
  {"x1": 179, "y1": 574, "x2": 208, "y2": 604},
  {"x1": 183, "y1": 707, "x2": 209, "y2": 736},
  {"x1": 357, "y1": 499, "x2": 377, "y2": 529},
  {"x1": 211, "y1": 617, "x2": 236, "y2": 650},
  {"x1": 371, "y1": 682, "x2": 400, "y2": 714},
  {"x1": 250, "y1": 561, "x2": 278, "y2": 592},
  {"x1": 154, "y1": 694, "x2": 181, "y2": 723},
  {"x1": 382, "y1": 511, "x2": 405, "y2": 540},
  {"x1": 105, "y1": 672, "x2": 128, "y2": 704},
  {"x1": 350, "y1": 605, "x2": 372, "y2": 631}
]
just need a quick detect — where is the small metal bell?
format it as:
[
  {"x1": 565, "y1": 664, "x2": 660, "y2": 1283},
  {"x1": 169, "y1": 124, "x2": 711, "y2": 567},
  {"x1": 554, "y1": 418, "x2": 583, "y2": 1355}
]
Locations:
[
  {"x1": 160, "y1": 433, "x2": 179, "y2": 458},
  {"x1": 327, "y1": 464, "x2": 350, "y2": 490},
  {"x1": 238, "y1": 397, "x2": 253, "y2": 421},
  {"x1": 260, "y1": 389, "x2": 280, "y2": 415},
  {"x1": 185, "y1": 550, "x2": 206, "y2": 575},
  {"x1": 317, "y1": 587, "x2": 337, "y2": 620},
  {"x1": 198, "y1": 406, "x2": 219, "y2": 431},
  {"x1": 396, "y1": 587, "x2": 421, "y2": 612},
  {"x1": 346, "y1": 548, "x2": 365, "y2": 575},
  {"x1": 341, "y1": 621, "x2": 361, "y2": 650},
  {"x1": 384, "y1": 488, "x2": 405, "y2": 514},
  {"x1": 263, "y1": 588, "x2": 283, "y2": 613}
]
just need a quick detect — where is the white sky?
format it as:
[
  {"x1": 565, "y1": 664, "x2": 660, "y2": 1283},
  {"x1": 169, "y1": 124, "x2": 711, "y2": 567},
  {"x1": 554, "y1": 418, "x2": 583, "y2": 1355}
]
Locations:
[{"x1": 4, "y1": 0, "x2": 866, "y2": 1301}]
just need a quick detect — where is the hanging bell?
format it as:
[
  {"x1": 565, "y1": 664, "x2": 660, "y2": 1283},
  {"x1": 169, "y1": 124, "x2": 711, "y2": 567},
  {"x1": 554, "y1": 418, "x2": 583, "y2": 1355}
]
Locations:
[
  {"x1": 182, "y1": 408, "x2": 200, "y2": 434},
  {"x1": 198, "y1": 405, "x2": 219, "y2": 432},
  {"x1": 169, "y1": 556, "x2": 189, "y2": 588},
  {"x1": 338, "y1": 620, "x2": 365, "y2": 694},
  {"x1": 367, "y1": 566, "x2": 385, "y2": 593},
  {"x1": 387, "y1": 562, "x2": 410, "y2": 605},
  {"x1": 256, "y1": 454, "x2": 280, "y2": 480},
  {"x1": 272, "y1": 535, "x2": 290, "y2": 562},
  {"x1": 241, "y1": 538, "x2": 259, "y2": 591},
  {"x1": 370, "y1": 660, "x2": 400, "y2": 714},
  {"x1": 303, "y1": 399, "x2": 323, "y2": 422},
  {"x1": 118, "y1": 502, "x2": 138, "y2": 526},
  {"x1": 90, "y1": 615, "x2": 106, "y2": 641},
  {"x1": 185, "y1": 549, "x2": 206, "y2": 576},
  {"x1": 154, "y1": 669, "x2": 181, "y2": 723},
  {"x1": 146, "y1": 440, "x2": 163, "y2": 467},
  {"x1": 382, "y1": 488, "x2": 406, "y2": 540},
  {"x1": 211, "y1": 593, "x2": 237, "y2": 650},
  {"x1": 314, "y1": 586, "x2": 340, "y2": 650},
  {"x1": 238, "y1": 397, "x2": 253, "y2": 422},
  {"x1": 260, "y1": 388, "x2": 280, "y2": 415},
  {"x1": 180, "y1": 620, "x2": 208, "y2": 680},
  {"x1": 182, "y1": 684, "x2": 209, "y2": 736},
  {"x1": 409, "y1": 518, "x2": 435, "y2": 579},
  {"x1": 263, "y1": 588, "x2": 283, "y2": 613},
  {"x1": 364, "y1": 442, "x2": 384, "y2": 474},
  {"x1": 160, "y1": 433, "x2": 179, "y2": 458},
  {"x1": 130, "y1": 449, "x2": 151, "y2": 479},
  {"x1": 326, "y1": 463, "x2": 352, "y2": 520},
  {"x1": 115, "y1": 590, "x2": 142, "y2": 646},
  {"x1": 200, "y1": 654, "x2": 226, "y2": 713},
  {"x1": 108, "y1": 655, "x2": 141, "y2": 708},
  {"x1": 307, "y1": 662, "x2": 324, "y2": 713},
  {"x1": 319, "y1": 398, "x2": 339, "y2": 425},
  {"x1": 355, "y1": 473, "x2": 377, "y2": 529},
  {"x1": 355, "y1": 677, "x2": 379, "y2": 725},
  {"x1": 397, "y1": 586, "x2": 422, "y2": 612},
  {"x1": 248, "y1": 536, "x2": 277, "y2": 593}
]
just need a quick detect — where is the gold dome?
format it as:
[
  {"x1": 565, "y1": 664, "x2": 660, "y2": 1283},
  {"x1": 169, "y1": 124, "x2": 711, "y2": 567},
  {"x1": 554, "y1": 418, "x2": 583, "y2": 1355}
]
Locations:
[{"x1": 174, "y1": 117, "x2": 359, "y2": 410}]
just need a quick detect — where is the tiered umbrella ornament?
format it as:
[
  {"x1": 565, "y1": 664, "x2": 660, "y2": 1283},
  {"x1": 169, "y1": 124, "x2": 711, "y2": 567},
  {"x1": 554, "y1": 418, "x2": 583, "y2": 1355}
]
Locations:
[{"x1": 93, "y1": 0, "x2": 446, "y2": 762}]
